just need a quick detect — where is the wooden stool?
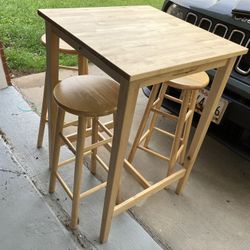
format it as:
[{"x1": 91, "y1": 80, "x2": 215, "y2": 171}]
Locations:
[
  {"x1": 127, "y1": 72, "x2": 209, "y2": 180},
  {"x1": 49, "y1": 75, "x2": 119, "y2": 229},
  {"x1": 37, "y1": 34, "x2": 88, "y2": 148}
]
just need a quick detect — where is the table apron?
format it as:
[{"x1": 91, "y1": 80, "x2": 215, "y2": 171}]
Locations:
[
  {"x1": 49, "y1": 23, "x2": 130, "y2": 85},
  {"x1": 136, "y1": 59, "x2": 227, "y2": 88},
  {"x1": 48, "y1": 23, "x2": 228, "y2": 89}
]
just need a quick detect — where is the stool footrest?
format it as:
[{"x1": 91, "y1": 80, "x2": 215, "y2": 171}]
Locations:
[
  {"x1": 139, "y1": 130, "x2": 150, "y2": 144},
  {"x1": 64, "y1": 120, "x2": 78, "y2": 128},
  {"x1": 164, "y1": 93, "x2": 183, "y2": 104},
  {"x1": 56, "y1": 172, "x2": 107, "y2": 200},
  {"x1": 96, "y1": 155, "x2": 109, "y2": 172},
  {"x1": 124, "y1": 159, "x2": 151, "y2": 189},
  {"x1": 58, "y1": 149, "x2": 92, "y2": 168},
  {"x1": 56, "y1": 173, "x2": 73, "y2": 200},
  {"x1": 176, "y1": 144, "x2": 184, "y2": 162},
  {"x1": 59, "y1": 65, "x2": 78, "y2": 71},
  {"x1": 151, "y1": 108, "x2": 178, "y2": 121},
  {"x1": 84, "y1": 137, "x2": 112, "y2": 153},
  {"x1": 153, "y1": 127, "x2": 175, "y2": 139},
  {"x1": 58, "y1": 157, "x2": 76, "y2": 168},
  {"x1": 138, "y1": 145, "x2": 169, "y2": 161},
  {"x1": 63, "y1": 120, "x2": 114, "y2": 145},
  {"x1": 98, "y1": 133, "x2": 112, "y2": 152},
  {"x1": 113, "y1": 169, "x2": 186, "y2": 217},
  {"x1": 61, "y1": 132, "x2": 111, "y2": 156},
  {"x1": 80, "y1": 182, "x2": 107, "y2": 199},
  {"x1": 98, "y1": 120, "x2": 113, "y2": 137},
  {"x1": 61, "y1": 133, "x2": 76, "y2": 154},
  {"x1": 185, "y1": 110, "x2": 193, "y2": 122},
  {"x1": 152, "y1": 97, "x2": 161, "y2": 107}
]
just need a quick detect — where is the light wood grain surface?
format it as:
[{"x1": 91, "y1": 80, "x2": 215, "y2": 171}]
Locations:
[
  {"x1": 38, "y1": 6, "x2": 247, "y2": 83},
  {"x1": 53, "y1": 75, "x2": 119, "y2": 116}
]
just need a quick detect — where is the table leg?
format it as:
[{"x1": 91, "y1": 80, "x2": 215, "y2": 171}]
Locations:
[
  {"x1": 45, "y1": 22, "x2": 59, "y2": 169},
  {"x1": 100, "y1": 83, "x2": 140, "y2": 243},
  {"x1": 176, "y1": 57, "x2": 237, "y2": 194}
]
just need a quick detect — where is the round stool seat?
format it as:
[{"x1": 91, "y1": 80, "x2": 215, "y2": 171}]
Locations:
[
  {"x1": 53, "y1": 75, "x2": 119, "y2": 116},
  {"x1": 169, "y1": 72, "x2": 209, "y2": 90},
  {"x1": 41, "y1": 34, "x2": 76, "y2": 55}
]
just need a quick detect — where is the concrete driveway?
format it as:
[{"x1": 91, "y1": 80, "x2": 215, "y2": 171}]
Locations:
[{"x1": 11, "y1": 64, "x2": 250, "y2": 250}]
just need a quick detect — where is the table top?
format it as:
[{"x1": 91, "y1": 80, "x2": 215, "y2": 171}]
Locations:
[{"x1": 38, "y1": 6, "x2": 247, "y2": 83}]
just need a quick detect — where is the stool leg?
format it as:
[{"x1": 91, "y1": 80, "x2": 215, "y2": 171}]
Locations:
[
  {"x1": 37, "y1": 56, "x2": 89, "y2": 148},
  {"x1": 78, "y1": 54, "x2": 92, "y2": 128},
  {"x1": 87, "y1": 118, "x2": 92, "y2": 129},
  {"x1": 37, "y1": 79, "x2": 48, "y2": 148},
  {"x1": 167, "y1": 90, "x2": 191, "y2": 176},
  {"x1": 77, "y1": 55, "x2": 88, "y2": 75},
  {"x1": 179, "y1": 90, "x2": 198, "y2": 164},
  {"x1": 128, "y1": 83, "x2": 161, "y2": 163},
  {"x1": 49, "y1": 107, "x2": 65, "y2": 193},
  {"x1": 143, "y1": 83, "x2": 168, "y2": 148},
  {"x1": 91, "y1": 117, "x2": 98, "y2": 174},
  {"x1": 70, "y1": 116, "x2": 87, "y2": 229}
]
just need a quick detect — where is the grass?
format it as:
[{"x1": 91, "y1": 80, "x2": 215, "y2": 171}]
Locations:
[{"x1": 0, "y1": 0, "x2": 163, "y2": 73}]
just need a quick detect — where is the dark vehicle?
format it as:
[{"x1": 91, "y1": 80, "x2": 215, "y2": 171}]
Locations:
[{"x1": 144, "y1": 0, "x2": 250, "y2": 160}]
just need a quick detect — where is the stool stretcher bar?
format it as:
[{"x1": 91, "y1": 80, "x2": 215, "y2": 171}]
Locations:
[
  {"x1": 58, "y1": 149, "x2": 92, "y2": 168},
  {"x1": 138, "y1": 145, "x2": 170, "y2": 161},
  {"x1": 152, "y1": 108, "x2": 179, "y2": 121},
  {"x1": 56, "y1": 173, "x2": 73, "y2": 199},
  {"x1": 124, "y1": 159, "x2": 151, "y2": 189},
  {"x1": 113, "y1": 169, "x2": 186, "y2": 217},
  {"x1": 64, "y1": 120, "x2": 114, "y2": 144},
  {"x1": 59, "y1": 65, "x2": 78, "y2": 71},
  {"x1": 60, "y1": 133, "x2": 77, "y2": 154},
  {"x1": 63, "y1": 120, "x2": 78, "y2": 128},
  {"x1": 139, "y1": 130, "x2": 150, "y2": 144},
  {"x1": 164, "y1": 94, "x2": 183, "y2": 104},
  {"x1": 80, "y1": 182, "x2": 107, "y2": 199},
  {"x1": 153, "y1": 127, "x2": 175, "y2": 139},
  {"x1": 56, "y1": 171, "x2": 107, "y2": 201},
  {"x1": 96, "y1": 155, "x2": 109, "y2": 172},
  {"x1": 98, "y1": 133, "x2": 112, "y2": 152}
]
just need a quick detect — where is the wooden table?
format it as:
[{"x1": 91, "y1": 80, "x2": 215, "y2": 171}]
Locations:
[{"x1": 38, "y1": 6, "x2": 247, "y2": 243}]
